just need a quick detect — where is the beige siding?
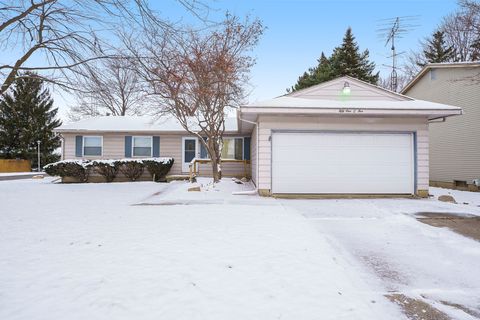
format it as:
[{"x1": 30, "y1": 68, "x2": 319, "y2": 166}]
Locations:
[
  {"x1": 289, "y1": 77, "x2": 406, "y2": 101},
  {"x1": 256, "y1": 116, "x2": 429, "y2": 193},
  {"x1": 404, "y1": 67, "x2": 480, "y2": 183},
  {"x1": 61, "y1": 132, "x2": 251, "y2": 177}
]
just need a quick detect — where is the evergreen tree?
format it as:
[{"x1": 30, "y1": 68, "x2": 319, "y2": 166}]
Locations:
[
  {"x1": 289, "y1": 28, "x2": 379, "y2": 92},
  {"x1": 0, "y1": 74, "x2": 62, "y2": 168},
  {"x1": 329, "y1": 27, "x2": 379, "y2": 84},
  {"x1": 418, "y1": 30, "x2": 455, "y2": 66}
]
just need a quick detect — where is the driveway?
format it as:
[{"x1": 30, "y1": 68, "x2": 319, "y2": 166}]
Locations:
[{"x1": 283, "y1": 197, "x2": 480, "y2": 319}]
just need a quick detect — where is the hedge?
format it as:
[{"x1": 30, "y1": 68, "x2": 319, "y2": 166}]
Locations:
[{"x1": 44, "y1": 158, "x2": 174, "y2": 183}]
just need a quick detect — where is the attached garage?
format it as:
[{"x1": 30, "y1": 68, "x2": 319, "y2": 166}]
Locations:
[
  {"x1": 239, "y1": 76, "x2": 463, "y2": 197},
  {"x1": 271, "y1": 131, "x2": 415, "y2": 194}
]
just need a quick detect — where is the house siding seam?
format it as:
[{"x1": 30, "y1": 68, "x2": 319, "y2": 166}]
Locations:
[{"x1": 256, "y1": 115, "x2": 429, "y2": 193}]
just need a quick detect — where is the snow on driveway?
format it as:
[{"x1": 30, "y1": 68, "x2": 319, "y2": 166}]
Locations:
[
  {"x1": 285, "y1": 197, "x2": 480, "y2": 319},
  {"x1": 0, "y1": 178, "x2": 402, "y2": 320}
]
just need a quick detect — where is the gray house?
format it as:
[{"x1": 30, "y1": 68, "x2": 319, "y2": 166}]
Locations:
[
  {"x1": 56, "y1": 76, "x2": 462, "y2": 196},
  {"x1": 402, "y1": 62, "x2": 480, "y2": 190}
]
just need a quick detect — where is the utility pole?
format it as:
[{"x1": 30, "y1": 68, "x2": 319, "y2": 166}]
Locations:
[{"x1": 37, "y1": 140, "x2": 41, "y2": 172}]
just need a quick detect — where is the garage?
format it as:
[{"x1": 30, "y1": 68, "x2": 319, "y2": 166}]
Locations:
[{"x1": 271, "y1": 131, "x2": 415, "y2": 194}]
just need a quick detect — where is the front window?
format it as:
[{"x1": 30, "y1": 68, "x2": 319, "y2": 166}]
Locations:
[
  {"x1": 133, "y1": 136, "x2": 152, "y2": 157},
  {"x1": 221, "y1": 138, "x2": 243, "y2": 160},
  {"x1": 83, "y1": 136, "x2": 102, "y2": 156}
]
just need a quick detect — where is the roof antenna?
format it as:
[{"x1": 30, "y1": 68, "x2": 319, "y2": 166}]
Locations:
[{"x1": 377, "y1": 16, "x2": 419, "y2": 92}]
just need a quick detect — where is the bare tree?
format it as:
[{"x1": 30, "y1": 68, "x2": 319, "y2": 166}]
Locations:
[
  {"x1": 126, "y1": 14, "x2": 264, "y2": 182},
  {"x1": 68, "y1": 57, "x2": 148, "y2": 119},
  {"x1": 378, "y1": 73, "x2": 409, "y2": 92},
  {"x1": 0, "y1": 0, "x2": 208, "y2": 96},
  {"x1": 441, "y1": 1, "x2": 480, "y2": 61}
]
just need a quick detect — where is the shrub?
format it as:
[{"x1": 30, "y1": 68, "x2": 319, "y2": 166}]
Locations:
[
  {"x1": 44, "y1": 160, "x2": 90, "y2": 182},
  {"x1": 143, "y1": 158, "x2": 174, "y2": 182},
  {"x1": 91, "y1": 160, "x2": 120, "y2": 182},
  {"x1": 118, "y1": 160, "x2": 144, "y2": 181}
]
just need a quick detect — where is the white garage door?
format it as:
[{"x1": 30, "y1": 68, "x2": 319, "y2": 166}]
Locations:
[{"x1": 272, "y1": 132, "x2": 414, "y2": 194}]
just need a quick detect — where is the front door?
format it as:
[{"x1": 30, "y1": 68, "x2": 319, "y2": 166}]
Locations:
[{"x1": 182, "y1": 137, "x2": 198, "y2": 172}]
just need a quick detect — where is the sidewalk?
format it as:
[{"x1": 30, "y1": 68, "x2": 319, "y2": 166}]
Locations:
[{"x1": 0, "y1": 172, "x2": 46, "y2": 181}]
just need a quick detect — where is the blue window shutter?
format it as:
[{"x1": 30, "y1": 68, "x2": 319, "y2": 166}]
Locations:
[
  {"x1": 152, "y1": 136, "x2": 160, "y2": 157},
  {"x1": 243, "y1": 137, "x2": 251, "y2": 160},
  {"x1": 125, "y1": 136, "x2": 132, "y2": 157},
  {"x1": 75, "y1": 136, "x2": 83, "y2": 157},
  {"x1": 200, "y1": 137, "x2": 208, "y2": 159}
]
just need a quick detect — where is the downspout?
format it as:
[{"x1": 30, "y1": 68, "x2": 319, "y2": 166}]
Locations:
[
  {"x1": 58, "y1": 133, "x2": 65, "y2": 160},
  {"x1": 233, "y1": 112, "x2": 259, "y2": 195}
]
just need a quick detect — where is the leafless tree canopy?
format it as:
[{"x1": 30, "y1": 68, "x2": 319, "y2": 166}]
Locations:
[
  {"x1": 126, "y1": 14, "x2": 264, "y2": 181},
  {"x1": 401, "y1": 0, "x2": 480, "y2": 85},
  {"x1": 68, "y1": 57, "x2": 149, "y2": 120},
  {"x1": 0, "y1": 0, "x2": 207, "y2": 96}
]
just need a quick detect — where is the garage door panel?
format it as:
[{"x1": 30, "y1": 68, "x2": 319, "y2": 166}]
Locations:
[{"x1": 272, "y1": 132, "x2": 414, "y2": 194}]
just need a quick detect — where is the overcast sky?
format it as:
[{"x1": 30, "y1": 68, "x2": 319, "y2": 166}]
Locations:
[{"x1": 4, "y1": 0, "x2": 460, "y2": 120}]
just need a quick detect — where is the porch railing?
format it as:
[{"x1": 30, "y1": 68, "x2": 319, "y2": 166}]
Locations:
[{"x1": 189, "y1": 158, "x2": 250, "y2": 180}]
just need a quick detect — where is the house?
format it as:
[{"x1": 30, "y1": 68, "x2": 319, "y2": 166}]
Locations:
[
  {"x1": 56, "y1": 76, "x2": 462, "y2": 196},
  {"x1": 401, "y1": 62, "x2": 480, "y2": 190}
]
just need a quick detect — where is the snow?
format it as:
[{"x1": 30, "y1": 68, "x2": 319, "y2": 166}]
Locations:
[
  {"x1": 44, "y1": 157, "x2": 174, "y2": 169},
  {"x1": 244, "y1": 96, "x2": 462, "y2": 112},
  {"x1": 283, "y1": 196, "x2": 480, "y2": 319},
  {"x1": 1, "y1": 178, "x2": 480, "y2": 319},
  {"x1": 430, "y1": 186, "x2": 480, "y2": 207},
  {"x1": 56, "y1": 115, "x2": 238, "y2": 133}
]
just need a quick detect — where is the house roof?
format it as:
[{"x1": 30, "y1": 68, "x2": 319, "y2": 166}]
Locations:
[
  {"x1": 239, "y1": 76, "x2": 462, "y2": 123},
  {"x1": 55, "y1": 115, "x2": 239, "y2": 133},
  {"x1": 401, "y1": 62, "x2": 480, "y2": 93}
]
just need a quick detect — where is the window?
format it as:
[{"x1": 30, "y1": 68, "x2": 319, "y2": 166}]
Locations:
[
  {"x1": 221, "y1": 138, "x2": 243, "y2": 160},
  {"x1": 83, "y1": 136, "x2": 102, "y2": 156},
  {"x1": 132, "y1": 136, "x2": 152, "y2": 157}
]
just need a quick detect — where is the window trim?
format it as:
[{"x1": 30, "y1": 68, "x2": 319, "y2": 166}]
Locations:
[
  {"x1": 221, "y1": 136, "x2": 245, "y2": 160},
  {"x1": 82, "y1": 136, "x2": 103, "y2": 157},
  {"x1": 132, "y1": 136, "x2": 153, "y2": 158}
]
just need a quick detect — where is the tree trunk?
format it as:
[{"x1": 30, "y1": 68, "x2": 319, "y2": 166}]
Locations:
[{"x1": 208, "y1": 138, "x2": 222, "y2": 183}]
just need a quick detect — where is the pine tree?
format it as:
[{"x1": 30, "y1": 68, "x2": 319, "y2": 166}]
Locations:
[
  {"x1": 289, "y1": 28, "x2": 379, "y2": 92},
  {"x1": 0, "y1": 74, "x2": 62, "y2": 168},
  {"x1": 329, "y1": 27, "x2": 379, "y2": 84},
  {"x1": 418, "y1": 30, "x2": 455, "y2": 66}
]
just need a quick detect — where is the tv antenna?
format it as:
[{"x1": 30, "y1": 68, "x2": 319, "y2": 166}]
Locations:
[{"x1": 377, "y1": 16, "x2": 419, "y2": 92}]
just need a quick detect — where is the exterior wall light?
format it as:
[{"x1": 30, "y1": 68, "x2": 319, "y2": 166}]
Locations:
[{"x1": 342, "y1": 81, "x2": 351, "y2": 95}]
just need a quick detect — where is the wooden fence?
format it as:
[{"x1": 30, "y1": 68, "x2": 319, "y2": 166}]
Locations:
[{"x1": 0, "y1": 159, "x2": 31, "y2": 173}]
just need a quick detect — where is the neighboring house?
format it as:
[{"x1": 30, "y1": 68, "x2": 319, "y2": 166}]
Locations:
[
  {"x1": 402, "y1": 62, "x2": 480, "y2": 190},
  {"x1": 56, "y1": 75, "x2": 461, "y2": 196}
]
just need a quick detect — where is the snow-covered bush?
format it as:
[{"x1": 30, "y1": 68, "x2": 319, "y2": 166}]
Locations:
[
  {"x1": 90, "y1": 160, "x2": 121, "y2": 182},
  {"x1": 44, "y1": 158, "x2": 174, "y2": 183},
  {"x1": 44, "y1": 160, "x2": 90, "y2": 182},
  {"x1": 118, "y1": 159, "x2": 144, "y2": 181},
  {"x1": 143, "y1": 158, "x2": 174, "y2": 182}
]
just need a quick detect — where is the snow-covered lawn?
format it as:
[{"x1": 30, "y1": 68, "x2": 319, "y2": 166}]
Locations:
[
  {"x1": 0, "y1": 178, "x2": 402, "y2": 320},
  {"x1": 1, "y1": 178, "x2": 480, "y2": 319}
]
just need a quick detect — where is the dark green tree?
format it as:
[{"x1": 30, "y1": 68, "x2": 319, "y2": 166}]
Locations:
[
  {"x1": 329, "y1": 28, "x2": 379, "y2": 84},
  {"x1": 418, "y1": 30, "x2": 455, "y2": 66},
  {"x1": 290, "y1": 52, "x2": 334, "y2": 92},
  {"x1": 0, "y1": 74, "x2": 62, "y2": 168},
  {"x1": 289, "y1": 28, "x2": 379, "y2": 92}
]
